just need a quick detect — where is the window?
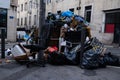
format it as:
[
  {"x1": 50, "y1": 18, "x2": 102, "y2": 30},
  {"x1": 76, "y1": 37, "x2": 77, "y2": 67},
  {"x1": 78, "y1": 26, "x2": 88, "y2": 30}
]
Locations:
[
  {"x1": 0, "y1": 8, "x2": 7, "y2": 38},
  {"x1": 69, "y1": 8, "x2": 74, "y2": 12},
  {"x1": 17, "y1": 5, "x2": 20, "y2": 12},
  {"x1": 29, "y1": 1, "x2": 32, "y2": 9},
  {"x1": 24, "y1": 2, "x2": 27, "y2": 11},
  {"x1": 34, "y1": 0, "x2": 39, "y2": 8},
  {"x1": 34, "y1": 0, "x2": 37, "y2": 8},
  {"x1": 47, "y1": 0, "x2": 51, "y2": 4},
  {"x1": 34, "y1": 15, "x2": 37, "y2": 25},
  {"x1": 57, "y1": 10, "x2": 61, "y2": 14},
  {"x1": 21, "y1": 18, "x2": 23, "y2": 26},
  {"x1": 105, "y1": 12, "x2": 120, "y2": 33},
  {"x1": 11, "y1": 0, "x2": 14, "y2": 3},
  {"x1": 17, "y1": 18, "x2": 19, "y2": 26},
  {"x1": 29, "y1": 15, "x2": 31, "y2": 27},
  {"x1": 0, "y1": 9, "x2": 7, "y2": 27},
  {"x1": 56, "y1": 0, "x2": 63, "y2": 3},
  {"x1": 36, "y1": 0, "x2": 39, "y2": 8},
  {"x1": 84, "y1": 6, "x2": 92, "y2": 22},
  {"x1": 76, "y1": 7, "x2": 81, "y2": 10},
  {"x1": 21, "y1": 4, "x2": 23, "y2": 11},
  {"x1": 24, "y1": 17, "x2": 27, "y2": 26},
  {"x1": 105, "y1": 13, "x2": 116, "y2": 24}
]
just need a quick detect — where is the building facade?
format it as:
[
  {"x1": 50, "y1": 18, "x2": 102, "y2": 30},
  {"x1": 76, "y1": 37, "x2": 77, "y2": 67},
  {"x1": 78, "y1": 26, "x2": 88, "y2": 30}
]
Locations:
[
  {"x1": 80, "y1": 0, "x2": 120, "y2": 44},
  {"x1": 0, "y1": 0, "x2": 17, "y2": 42},
  {"x1": 46, "y1": 0, "x2": 120, "y2": 44},
  {"x1": 7, "y1": 0, "x2": 18, "y2": 42},
  {"x1": 17, "y1": 0, "x2": 40, "y2": 30}
]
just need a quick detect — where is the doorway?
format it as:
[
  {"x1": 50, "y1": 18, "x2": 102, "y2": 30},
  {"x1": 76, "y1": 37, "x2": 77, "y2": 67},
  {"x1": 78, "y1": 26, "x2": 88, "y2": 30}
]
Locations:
[
  {"x1": 105, "y1": 11, "x2": 120, "y2": 43},
  {"x1": 114, "y1": 24, "x2": 120, "y2": 43}
]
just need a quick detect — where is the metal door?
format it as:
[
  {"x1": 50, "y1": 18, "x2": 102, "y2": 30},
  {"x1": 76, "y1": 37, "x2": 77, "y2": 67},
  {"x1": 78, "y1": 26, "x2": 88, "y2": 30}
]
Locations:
[{"x1": 113, "y1": 24, "x2": 120, "y2": 43}]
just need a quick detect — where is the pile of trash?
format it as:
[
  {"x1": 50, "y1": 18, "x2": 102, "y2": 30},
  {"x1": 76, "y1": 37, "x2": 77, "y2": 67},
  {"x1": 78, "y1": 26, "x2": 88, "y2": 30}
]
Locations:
[
  {"x1": 45, "y1": 11, "x2": 119, "y2": 69},
  {"x1": 44, "y1": 37, "x2": 119, "y2": 69},
  {"x1": 46, "y1": 10, "x2": 89, "y2": 28},
  {"x1": 5, "y1": 10, "x2": 120, "y2": 69}
]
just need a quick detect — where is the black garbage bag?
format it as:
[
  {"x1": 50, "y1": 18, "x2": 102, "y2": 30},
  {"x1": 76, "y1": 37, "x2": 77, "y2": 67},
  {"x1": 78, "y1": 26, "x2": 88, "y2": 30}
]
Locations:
[
  {"x1": 80, "y1": 37, "x2": 107, "y2": 69},
  {"x1": 47, "y1": 52, "x2": 74, "y2": 65},
  {"x1": 98, "y1": 58, "x2": 107, "y2": 68},
  {"x1": 81, "y1": 48, "x2": 106, "y2": 69},
  {"x1": 64, "y1": 44, "x2": 81, "y2": 65},
  {"x1": 53, "y1": 20, "x2": 65, "y2": 27},
  {"x1": 81, "y1": 50, "x2": 99, "y2": 69},
  {"x1": 103, "y1": 52, "x2": 119, "y2": 66}
]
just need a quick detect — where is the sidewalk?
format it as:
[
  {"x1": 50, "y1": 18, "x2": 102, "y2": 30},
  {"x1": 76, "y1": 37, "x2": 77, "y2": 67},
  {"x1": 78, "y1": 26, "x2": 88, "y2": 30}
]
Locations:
[{"x1": 104, "y1": 44, "x2": 120, "y2": 57}]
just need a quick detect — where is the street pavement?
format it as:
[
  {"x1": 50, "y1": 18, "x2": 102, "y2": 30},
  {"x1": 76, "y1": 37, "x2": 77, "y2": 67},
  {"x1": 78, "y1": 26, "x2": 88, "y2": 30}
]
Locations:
[
  {"x1": 104, "y1": 44, "x2": 120, "y2": 57},
  {"x1": 0, "y1": 63, "x2": 120, "y2": 80},
  {"x1": 0, "y1": 42, "x2": 120, "y2": 80}
]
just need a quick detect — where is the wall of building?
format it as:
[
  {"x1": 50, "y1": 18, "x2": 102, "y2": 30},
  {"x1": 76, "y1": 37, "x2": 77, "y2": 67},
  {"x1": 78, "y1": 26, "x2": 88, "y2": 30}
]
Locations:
[
  {"x1": 7, "y1": 0, "x2": 18, "y2": 42},
  {"x1": 7, "y1": 8, "x2": 17, "y2": 42},
  {"x1": 17, "y1": 0, "x2": 29, "y2": 29},
  {"x1": 80, "y1": 0, "x2": 120, "y2": 44},
  {"x1": 17, "y1": 0, "x2": 40, "y2": 30}
]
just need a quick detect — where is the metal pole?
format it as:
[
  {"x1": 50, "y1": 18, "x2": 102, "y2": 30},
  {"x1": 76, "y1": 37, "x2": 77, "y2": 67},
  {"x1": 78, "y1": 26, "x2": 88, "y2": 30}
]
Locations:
[
  {"x1": 37, "y1": 0, "x2": 46, "y2": 67},
  {"x1": 1, "y1": 28, "x2": 5, "y2": 58},
  {"x1": 39, "y1": 0, "x2": 46, "y2": 37}
]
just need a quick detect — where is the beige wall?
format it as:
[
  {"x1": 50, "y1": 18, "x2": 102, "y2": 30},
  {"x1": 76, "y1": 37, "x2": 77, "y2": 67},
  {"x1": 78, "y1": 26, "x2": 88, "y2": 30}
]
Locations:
[
  {"x1": 80, "y1": 0, "x2": 120, "y2": 44},
  {"x1": 17, "y1": 0, "x2": 40, "y2": 29},
  {"x1": 7, "y1": 9, "x2": 17, "y2": 42},
  {"x1": 17, "y1": 0, "x2": 28, "y2": 28},
  {"x1": 7, "y1": 0, "x2": 18, "y2": 42}
]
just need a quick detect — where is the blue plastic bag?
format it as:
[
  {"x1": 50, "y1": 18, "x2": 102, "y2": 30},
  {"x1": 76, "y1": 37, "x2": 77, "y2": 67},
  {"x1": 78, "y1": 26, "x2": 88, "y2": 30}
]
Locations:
[
  {"x1": 61, "y1": 11, "x2": 74, "y2": 17},
  {"x1": 24, "y1": 34, "x2": 30, "y2": 40}
]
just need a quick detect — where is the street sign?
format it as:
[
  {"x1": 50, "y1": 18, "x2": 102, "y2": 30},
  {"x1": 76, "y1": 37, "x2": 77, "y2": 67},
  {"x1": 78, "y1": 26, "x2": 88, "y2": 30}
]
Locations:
[
  {"x1": 9, "y1": 16, "x2": 14, "y2": 19},
  {"x1": 0, "y1": 0, "x2": 10, "y2": 8}
]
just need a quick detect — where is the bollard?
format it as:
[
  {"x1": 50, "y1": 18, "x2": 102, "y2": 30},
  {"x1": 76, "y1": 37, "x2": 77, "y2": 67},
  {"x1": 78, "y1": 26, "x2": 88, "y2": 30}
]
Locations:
[
  {"x1": 118, "y1": 33, "x2": 120, "y2": 47},
  {"x1": 1, "y1": 28, "x2": 5, "y2": 58}
]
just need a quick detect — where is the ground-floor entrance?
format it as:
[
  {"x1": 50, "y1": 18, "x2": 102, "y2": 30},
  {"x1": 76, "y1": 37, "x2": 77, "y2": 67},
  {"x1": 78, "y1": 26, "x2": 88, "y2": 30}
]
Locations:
[{"x1": 104, "y1": 9, "x2": 120, "y2": 44}]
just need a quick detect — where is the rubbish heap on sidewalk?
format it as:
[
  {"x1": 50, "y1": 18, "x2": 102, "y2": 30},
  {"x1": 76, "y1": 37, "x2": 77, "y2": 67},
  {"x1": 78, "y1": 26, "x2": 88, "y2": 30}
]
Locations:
[{"x1": 5, "y1": 10, "x2": 120, "y2": 69}]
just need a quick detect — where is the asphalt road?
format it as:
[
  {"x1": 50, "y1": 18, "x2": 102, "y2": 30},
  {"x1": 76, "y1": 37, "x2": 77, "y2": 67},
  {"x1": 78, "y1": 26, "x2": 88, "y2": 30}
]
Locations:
[
  {"x1": 0, "y1": 43, "x2": 120, "y2": 80},
  {"x1": 0, "y1": 63, "x2": 120, "y2": 80}
]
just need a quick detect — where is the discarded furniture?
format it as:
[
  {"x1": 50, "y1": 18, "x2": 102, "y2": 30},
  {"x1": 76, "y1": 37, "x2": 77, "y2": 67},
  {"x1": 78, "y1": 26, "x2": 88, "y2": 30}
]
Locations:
[
  {"x1": 11, "y1": 43, "x2": 45, "y2": 68},
  {"x1": 23, "y1": 44, "x2": 46, "y2": 68},
  {"x1": 11, "y1": 44, "x2": 29, "y2": 62}
]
